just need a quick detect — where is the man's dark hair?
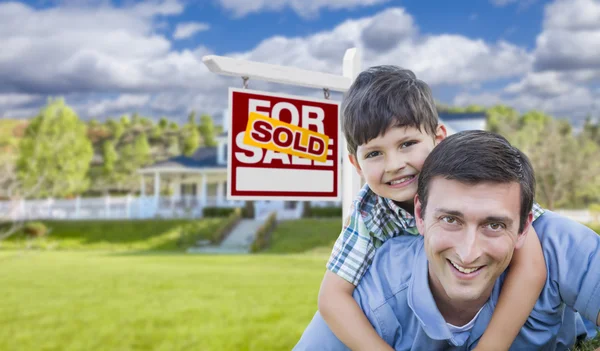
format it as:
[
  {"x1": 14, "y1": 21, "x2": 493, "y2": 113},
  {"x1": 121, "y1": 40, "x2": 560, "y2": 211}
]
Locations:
[
  {"x1": 341, "y1": 65, "x2": 439, "y2": 155},
  {"x1": 417, "y1": 130, "x2": 536, "y2": 233}
]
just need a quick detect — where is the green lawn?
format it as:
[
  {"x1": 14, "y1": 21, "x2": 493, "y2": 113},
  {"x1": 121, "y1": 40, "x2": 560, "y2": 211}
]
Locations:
[
  {"x1": 0, "y1": 218, "x2": 232, "y2": 251},
  {"x1": 0, "y1": 251, "x2": 325, "y2": 351},
  {"x1": 264, "y1": 218, "x2": 341, "y2": 254},
  {"x1": 0, "y1": 218, "x2": 598, "y2": 350}
]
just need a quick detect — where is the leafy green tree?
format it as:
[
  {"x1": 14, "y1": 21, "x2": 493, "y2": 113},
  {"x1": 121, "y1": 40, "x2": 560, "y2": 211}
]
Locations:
[
  {"x1": 159, "y1": 117, "x2": 169, "y2": 130},
  {"x1": 199, "y1": 114, "x2": 217, "y2": 147},
  {"x1": 169, "y1": 121, "x2": 179, "y2": 131},
  {"x1": 182, "y1": 126, "x2": 200, "y2": 156},
  {"x1": 120, "y1": 115, "x2": 131, "y2": 128},
  {"x1": 188, "y1": 110, "x2": 197, "y2": 126},
  {"x1": 106, "y1": 119, "x2": 125, "y2": 140},
  {"x1": 167, "y1": 135, "x2": 181, "y2": 156},
  {"x1": 486, "y1": 105, "x2": 520, "y2": 136},
  {"x1": 102, "y1": 140, "x2": 118, "y2": 176},
  {"x1": 16, "y1": 98, "x2": 94, "y2": 198}
]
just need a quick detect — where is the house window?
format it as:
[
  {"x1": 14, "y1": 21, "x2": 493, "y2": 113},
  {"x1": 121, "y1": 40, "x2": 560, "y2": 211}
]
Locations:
[
  {"x1": 180, "y1": 183, "x2": 197, "y2": 196},
  {"x1": 222, "y1": 143, "x2": 228, "y2": 163}
]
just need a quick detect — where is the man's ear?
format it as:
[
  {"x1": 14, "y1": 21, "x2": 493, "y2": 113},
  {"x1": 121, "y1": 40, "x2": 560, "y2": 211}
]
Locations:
[
  {"x1": 348, "y1": 154, "x2": 363, "y2": 178},
  {"x1": 414, "y1": 194, "x2": 425, "y2": 237},
  {"x1": 515, "y1": 212, "x2": 534, "y2": 249},
  {"x1": 434, "y1": 124, "x2": 448, "y2": 146}
]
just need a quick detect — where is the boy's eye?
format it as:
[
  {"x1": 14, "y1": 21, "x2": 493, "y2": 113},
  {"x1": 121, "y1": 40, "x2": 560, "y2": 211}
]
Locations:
[
  {"x1": 365, "y1": 151, "x2": 381, "y2": 159},
  {"x1": 401, "y1": 141, "x2": 418, "y2": 148}
]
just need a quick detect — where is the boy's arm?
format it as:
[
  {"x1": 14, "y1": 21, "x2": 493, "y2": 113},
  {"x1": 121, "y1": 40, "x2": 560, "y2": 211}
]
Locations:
[
  {"x1": 474, "y1": 226, "x2": 547, "y2": 351},
  {"x1": 318, "y1": 270, "x2": 394, "y2": 351}
]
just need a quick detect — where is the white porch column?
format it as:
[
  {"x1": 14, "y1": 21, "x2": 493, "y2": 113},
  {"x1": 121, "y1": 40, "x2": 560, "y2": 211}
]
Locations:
[
  {"x1": 154, "y1": 172, "x2": 160, "y2": 205},
  {"x1": 140, "y1": 176, "x2": 146, "y2": 197},
  {"x1": 216, "y1": 181, "x2": 224, "y2": 206},
  {"x1": 201, "y1": 174, "x2": 207, "y2": 206}
]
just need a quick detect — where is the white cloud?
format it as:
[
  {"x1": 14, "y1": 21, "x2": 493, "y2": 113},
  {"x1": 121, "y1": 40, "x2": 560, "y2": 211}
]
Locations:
[
  {"x1": 534, "y1": 0, "x2": 600, "y2": 70},
  {"x1": 87, "y1": 94, "x2": 151, "y2": 116},
  {"x1": 216, "y1": 0, "x2": 391, "y2": 18},
  {"x1": 173, "y1": 22, "x2": 210, "y2": 40}
]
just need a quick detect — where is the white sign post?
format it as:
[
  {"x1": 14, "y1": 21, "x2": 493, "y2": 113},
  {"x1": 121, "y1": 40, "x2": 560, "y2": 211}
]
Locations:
[{"x1": 202, "y1": 48, "x2": 363, "y2": 222}]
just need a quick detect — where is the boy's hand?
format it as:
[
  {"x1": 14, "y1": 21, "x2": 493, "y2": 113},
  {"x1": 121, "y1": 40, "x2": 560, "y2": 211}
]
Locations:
[{"x1": 318, "y1": 270, "x2": 394, "y2": 351}]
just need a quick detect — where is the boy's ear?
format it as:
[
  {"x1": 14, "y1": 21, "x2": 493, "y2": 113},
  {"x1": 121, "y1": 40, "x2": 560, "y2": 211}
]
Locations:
[
  {"x1": 434, "y1": 124, "x2": 448, "y2": 145},
  {"x1": 414, "y1": 194, "x2": 425, "y2": 237},
  {"x1": 348, "y1": 154, "x2": 363, "y2": 178}
]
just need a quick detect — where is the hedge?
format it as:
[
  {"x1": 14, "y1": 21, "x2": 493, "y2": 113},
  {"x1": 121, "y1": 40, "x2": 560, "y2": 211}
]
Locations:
[{"x1": 250, "y1": 212, "x2": 278, "y2": 253}]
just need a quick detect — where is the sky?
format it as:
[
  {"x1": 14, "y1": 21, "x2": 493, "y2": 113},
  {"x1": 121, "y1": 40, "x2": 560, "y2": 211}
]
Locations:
[{"x1": 1, "y1": 0, "x2": 599, "y2": 127}]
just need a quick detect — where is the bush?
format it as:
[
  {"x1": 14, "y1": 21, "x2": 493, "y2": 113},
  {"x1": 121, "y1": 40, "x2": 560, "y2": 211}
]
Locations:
[
  {"x1": 23, "y1": 222, "x2": 48, "y2": 237},
  {"x1": 250, "y1": 212, "x2": 277, "y2": 253},
  {"x1": 202, "y1": 207, "x2": 238, "y2": 217},
  {"x1": 589, "y1": 203, "x2": 600, "y2": 223},
  {"x1": 304, "y1": 206, "x2": 342, "y2": 218},
  {"x1": 211, "y1": 208, "x2": 242, "y2": 244}
]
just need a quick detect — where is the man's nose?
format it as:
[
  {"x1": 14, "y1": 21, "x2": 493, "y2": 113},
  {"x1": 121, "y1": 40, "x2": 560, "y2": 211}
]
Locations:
[{"x1": 455, "y1": 227, "x2": 481, "y2": 265}]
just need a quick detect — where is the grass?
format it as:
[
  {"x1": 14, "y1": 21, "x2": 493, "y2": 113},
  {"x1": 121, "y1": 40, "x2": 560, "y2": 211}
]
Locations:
[
  {"x1": 0, "y1": 218, "x2": 598, "y2": 350},
  {"x1": 264, "y1": 218, "x2": 342, "y2": 254},
  {"x1": 0, "y1": 251, "x2": 325, "y2": 351},
  {"x1": 0, "y1": 218, "x2": 231, "y2": 251}
]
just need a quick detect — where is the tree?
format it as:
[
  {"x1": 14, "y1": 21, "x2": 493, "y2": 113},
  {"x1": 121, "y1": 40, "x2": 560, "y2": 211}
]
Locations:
[
  {"x1": 486, "y1": 105, "x2": 520, "y2": 137},
  {"x1": 199, "y1": 114, "x2": 217, "y2": 147},
  {"x1": 102, "y1": 140, "x2": 118, "y2": 176},
  {"x1": 167, "y1": 135, "x2": 181, "y2": 156},
  {"x1": 188, "y1": 110, "x2": 197, "y2": 126},
  {"x1": 114, "y1": 132, "x2": 151, "y2": 191},
  {"x1": 16, "y1": 98, "x2": 93, "y2": 198},
  {"x1": 182, "y1": 126, "x2": 200, "y2": 156},
  {"x1": 159, "y1": 117, "x2": 169, "y2": 130},
  {"x1": 106, "y1": 119, "x2": 125, "y2": 141}
]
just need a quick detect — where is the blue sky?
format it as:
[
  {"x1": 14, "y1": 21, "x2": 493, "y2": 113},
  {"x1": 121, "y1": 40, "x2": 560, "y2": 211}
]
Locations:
[{"x1": 1, "y1": 0, "x2": 599, "y2": 126}]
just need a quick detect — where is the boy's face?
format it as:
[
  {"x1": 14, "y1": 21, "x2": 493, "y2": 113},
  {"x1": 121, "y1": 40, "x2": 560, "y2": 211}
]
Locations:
[{"x1": 349, "y1": 124, "x2": 446, "y2": 206}]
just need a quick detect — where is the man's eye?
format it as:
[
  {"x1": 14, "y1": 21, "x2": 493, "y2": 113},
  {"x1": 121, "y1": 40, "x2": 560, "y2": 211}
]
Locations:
[
  {"x1": 441, "y1": 216, "x2": 457, "y2": 224},
  {"x1": 487, "y1": 223, "x2": 505, "y2": 230},
  {"x1": 365, "y1": 151, "x2": 381, "y2": 158}
]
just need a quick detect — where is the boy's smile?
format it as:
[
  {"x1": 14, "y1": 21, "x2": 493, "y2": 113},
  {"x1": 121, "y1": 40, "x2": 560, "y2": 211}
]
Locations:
[{"x1": 350, "y1": 124, "x2": 446, "y2": 207}]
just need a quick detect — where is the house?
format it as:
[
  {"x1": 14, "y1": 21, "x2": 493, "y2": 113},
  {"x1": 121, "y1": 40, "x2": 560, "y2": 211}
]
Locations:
[{"x1": 136, "y1": 110, "x2": 487, "y2": 218}]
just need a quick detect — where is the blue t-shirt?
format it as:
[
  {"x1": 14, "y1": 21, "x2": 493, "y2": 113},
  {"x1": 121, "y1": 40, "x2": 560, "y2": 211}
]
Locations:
[{"x1": 294, "y1": 211, "x2": 600, "y2": 350}]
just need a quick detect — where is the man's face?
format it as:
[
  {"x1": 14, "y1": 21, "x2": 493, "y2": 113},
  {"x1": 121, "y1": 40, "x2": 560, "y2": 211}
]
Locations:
[
  {"x1": 415, "y1": 178, "x2": 532, "y2": 304},
  {"x1": 349, "y1": 125, "x2": 446, "y2": 206}
]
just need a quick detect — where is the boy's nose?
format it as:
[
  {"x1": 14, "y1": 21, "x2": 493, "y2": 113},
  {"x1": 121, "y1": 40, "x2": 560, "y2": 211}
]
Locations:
[{"x1": 384, "y1": 156, "x2": 406, "y2": 173}]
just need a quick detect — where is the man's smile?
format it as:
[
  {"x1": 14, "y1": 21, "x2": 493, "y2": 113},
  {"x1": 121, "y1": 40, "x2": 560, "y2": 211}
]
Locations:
[{"x1": 447, "y1": 259, "x2": 485, "y2": 277}]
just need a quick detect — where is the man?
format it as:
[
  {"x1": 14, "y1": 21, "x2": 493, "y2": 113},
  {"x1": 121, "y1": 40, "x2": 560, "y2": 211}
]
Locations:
[{"x1": 294, "y1": 130, "x2": 600, "y2": 350}]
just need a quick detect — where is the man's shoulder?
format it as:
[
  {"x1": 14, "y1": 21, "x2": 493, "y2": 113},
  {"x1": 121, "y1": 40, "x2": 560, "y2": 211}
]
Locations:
[{"x1": 354, "y1": 235, "x2": 423, "y2": 307}]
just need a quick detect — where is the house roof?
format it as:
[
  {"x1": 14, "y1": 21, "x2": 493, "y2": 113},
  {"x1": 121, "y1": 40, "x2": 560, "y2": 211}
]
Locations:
[
  {"x1": 438, "y1": 112, "x2": 487, "y2": 133},
  {"x1": 141, "y1": 146, "x2": 224, "y2": 171}
]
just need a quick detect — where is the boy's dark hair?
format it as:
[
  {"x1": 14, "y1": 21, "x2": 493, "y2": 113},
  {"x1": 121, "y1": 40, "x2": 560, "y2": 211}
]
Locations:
[
  {"x1": 341, "y1": 65, "x2": 439, "y2": 155},
  {"x1": 417, "y1": 130, "x2": 536, "y2": 233}
]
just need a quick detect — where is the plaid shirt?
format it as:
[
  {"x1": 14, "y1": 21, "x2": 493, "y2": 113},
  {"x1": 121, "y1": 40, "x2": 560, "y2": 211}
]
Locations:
[{"x1": 327, "y1": 183, "x2": 546, "y2": 286}]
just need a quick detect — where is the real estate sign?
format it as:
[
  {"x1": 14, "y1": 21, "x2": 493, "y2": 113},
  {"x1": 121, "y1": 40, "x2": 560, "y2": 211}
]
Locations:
[{"x1": 227, "y1": 88, "x2": 341, "y2": 201}]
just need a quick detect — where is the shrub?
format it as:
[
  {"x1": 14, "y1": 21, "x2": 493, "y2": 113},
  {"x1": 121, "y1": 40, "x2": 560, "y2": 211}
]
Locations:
[
  {"x1": 212, "y1": 208, "x2": 242, "y2": 244},
  {"x1": 589, "y1": 203, "x2": 600, "y2": 223},
  {"x1": 305, "y1": 206, "x2": 342, "y2": 218},
  {"x1": 202, "y1": 207, "x2": 238, "y2": 217},
  {"x1": 250, "y1": 212, "x2": 277, "y2": 253},
  {"x1": 23, "y1": 222, "x2": 48, "y2": 237}
]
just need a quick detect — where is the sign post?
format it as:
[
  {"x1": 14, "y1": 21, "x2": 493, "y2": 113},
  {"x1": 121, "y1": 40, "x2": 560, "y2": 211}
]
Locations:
[{"x1": 203, "y1": 48, "x2": 362, "y2": 221}]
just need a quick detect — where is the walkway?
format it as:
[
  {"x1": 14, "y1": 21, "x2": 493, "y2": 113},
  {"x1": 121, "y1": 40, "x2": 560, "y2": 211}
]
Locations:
[{"x1": 187, "y1": 218, "x2": 267, "y2": 254}]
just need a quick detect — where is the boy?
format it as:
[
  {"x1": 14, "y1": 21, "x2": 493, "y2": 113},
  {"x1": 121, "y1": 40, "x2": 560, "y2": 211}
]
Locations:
[{"x1": 318, "y1": 66, "x2": 547, "y2": 350}]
